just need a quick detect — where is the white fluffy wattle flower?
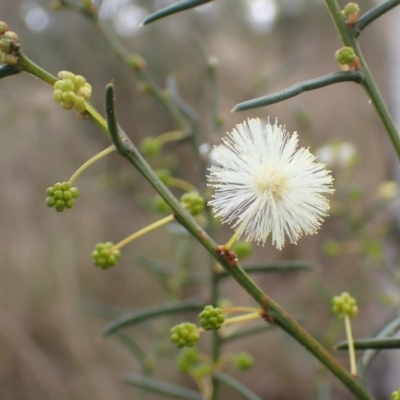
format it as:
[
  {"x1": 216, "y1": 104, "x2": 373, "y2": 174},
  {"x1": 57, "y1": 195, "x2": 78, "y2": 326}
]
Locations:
[{"x1": 207, "y1": 118, "x2": 334, "y2": 250}]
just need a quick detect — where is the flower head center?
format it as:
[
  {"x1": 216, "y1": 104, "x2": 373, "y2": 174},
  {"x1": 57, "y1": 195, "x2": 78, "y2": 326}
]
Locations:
[{"x1": 252, "y1": 164, "x2": 288, "y2": 201}]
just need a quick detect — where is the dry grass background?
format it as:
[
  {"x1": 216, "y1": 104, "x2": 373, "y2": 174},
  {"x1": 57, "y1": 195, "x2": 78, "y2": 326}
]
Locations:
[{"x1": 0, "y1": 0, "x2": 398, "y2": 399}]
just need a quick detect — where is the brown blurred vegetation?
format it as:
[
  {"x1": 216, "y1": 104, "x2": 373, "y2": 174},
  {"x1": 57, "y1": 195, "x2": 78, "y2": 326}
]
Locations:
[{"x1": 0, "y1": 0, "x2": 398, "y2": 399}]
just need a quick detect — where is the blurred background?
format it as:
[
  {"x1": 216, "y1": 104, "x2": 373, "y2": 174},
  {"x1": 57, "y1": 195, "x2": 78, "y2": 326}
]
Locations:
[{"x1": 0, "y1": 0, "x2": 399, "y2": 399}]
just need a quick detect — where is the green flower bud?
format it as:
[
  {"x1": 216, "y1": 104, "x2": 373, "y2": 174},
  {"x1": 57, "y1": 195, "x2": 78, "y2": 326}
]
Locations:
[
  {"x1": 342, "y1": 2, "x2": 360, "y2": 17},
  {"x1": 170, "y1": 322, "x2": 200, "y2": 348},
  {"x1": 0, "y1": 21, "x2": 9, "y2": 36},
  {"x1": 191, "y1": 363, "x2": 212, "y2": 378},
  {"x1": 0, "y1": 38, "x2": 11, "y2": 53},
  {"x1": 232, "y1": 241, "x2": 253, "y2": 260},
  {"x1": 60, "y1": 101, "x2": 73, "y2": 110},
  {"x1": 391, "y1": 389, "x2": 400, "y2": 400},
  {"x1": 129, "y1": 54, "x2": 147, "y2": 71},
  {"x1": 45, "y1": 182, "x2": 79, "y2": 212},
  {"x1": 4, "y1": 31, "x2": 19, "y2": 43},
  {"x1": 73, "y1": 96, "x2": 86, "y2": 113},
  {"x1": 74, "y1": 75, "x2": 86, "y2": 89},
  {"x1": 2, "y1": 53, "x2": 18, "y2": 65},
  {"x1": 177, "y1": 348, "x2": 199, "y2": 373},
  {"x1": 199, "y1": 305, "x2": 225, "y2": 331},
  {"x1": 155, "y1": 169, "x2": 172, "y2": 186},
  {"x1": 332, "y1": 292, "x2": 359, "y2": 319},
  {"x1": 180, "y1": 192, "x2": 205, "y2": 216},
  {"x1": 140, "y1": 137, "x2": 161, "y2": 157},
  {"x1": 92, "y1": 242, "x2": 121, "y2": 269},
  {"x1": 234, "y1": 352, "x2": 254, "y2": 370},
  {"x1": 335, "y1": 46, "x2": 357, "y2": 65},
  {"x1": 57, "y1": 70, "x2": 75, "y2": 81},
  {"x1": 152, "y1": 194, "x2": 171, "y2": 213},
  {"x1": 77, "y1": 83, "x2": 92, "y2": 100},
  {"x1": 63, "y1": 91, "x2": 76, "y2": 103},
  {"x1": 53, "y1": 89, "x2": 64, "y2": 102}
]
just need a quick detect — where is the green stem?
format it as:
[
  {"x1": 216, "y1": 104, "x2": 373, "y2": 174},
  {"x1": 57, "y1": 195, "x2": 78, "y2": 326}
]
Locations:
[
  {"x1": 344, "y1": 315, "x2": 357, "y2": 377},
  {"x1": 107, "y1": 87, "x2": 373, "y2": 400},
  {"x1": 355, "y1": 0, "x2": 400, "y2": 36},
  {"x1": 325, "y1": 0, "x2": 400, "y2": 160},
  {"x1": 112, "y1": 214, "x2": 175, "y2": 251},
  {"x1": 68, "y1": 145, "x2": 115, "y2": 185}
]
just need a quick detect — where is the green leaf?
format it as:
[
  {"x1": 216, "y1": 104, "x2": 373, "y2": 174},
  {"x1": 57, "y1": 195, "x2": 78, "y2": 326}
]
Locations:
[
  {"x1": 141, "y1": 0, "x2": 213, "y2": 26},
  {"x1": 101, "y1": 297, "x2": 205, "y2": 336},
  {"x1": 357, "y1": 314, "x2": 400, "y2": 377},
  {"x1": 335, "y1": 337, "x2": 400, "y2": 350},
  {"x1": 214, "y1": 372, "x2": 262, "y2": 400},
  {"x1": 232, "y1": 72, "x2": 363, "y2": 112},
  {"x1": 217, "y1": 260, "x2": 316, "y2": 279},
  {"x1": 124, "y1": 373, "x2": 202, "y2": 400}
]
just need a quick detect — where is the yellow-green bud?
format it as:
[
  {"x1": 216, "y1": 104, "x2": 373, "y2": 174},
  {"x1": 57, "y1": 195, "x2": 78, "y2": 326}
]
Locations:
[
  {"x1": 0, "y1": 21, "x2": 9, "y2": 35},
  {"x1": 2, "y1": 53, "x2": 18, "y2": 65},
  {"x1": 155, "y1": 169, "x2": 172, "y2": 187},
  {"x1": 63, "y1": 91, "x2": 76, "y2": 103},
  {"x1": 57, "y1": 70, "x2": 75, "y2": 81},
  {"x1": 130, "y1": 54, "x2": 147, "y2": 71},
  {"x1": 180, "y1": 192, "x2": 205, "y2": 216},
  {"x1": 73, "y1": 96, "x2": 86, "y2": 113},
  {"x1": 335, "y1": 46, "x2": 357, "y2": 65},
  {"x1": 391, "y1": 389, "x2": 400, "y2": 400},
  {"x1": 4, "y1": 31, "x2": 19, "y2": 42},
  {"x1": 332, "y1": 292, "x2": 359, "y2": 319},
  {"x1": 77, "y1": 83, "x2": 92, "y2": 99},
  {"x1": 232, "y1": 241, "x2": 252, "y2": 260},
  {"x1": 74, "y1": 75, "x2": 86, "y2": 88},
  {"x1": 0, "y1": 37, "x2": 11, "y2": 53},
  {"x1": 342, "y1": 2, "x2": 360, "y2": 18}
]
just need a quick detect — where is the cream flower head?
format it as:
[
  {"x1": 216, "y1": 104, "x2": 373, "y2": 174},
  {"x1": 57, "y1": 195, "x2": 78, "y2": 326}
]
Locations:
[{"x1": 207, "y1": 118, "x2": 334, "y2": 250}]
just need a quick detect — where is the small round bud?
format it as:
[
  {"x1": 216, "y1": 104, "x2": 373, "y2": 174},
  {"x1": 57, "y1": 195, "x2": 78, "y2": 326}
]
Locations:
[
  {"x1": 92, "y1": 242, "x2": 121, "y2": 269},
  {"x1": 73, "y1": 96, "x2": 86, "y2": 113},
  {"x1": 332, "y1": 292, "x2": 359, "y2": 319},
  {"x1": 377, "y1": 181, "x2": 399, "y2": 201},
  {"x1": 152, "y1": 195, "x2": 170, "y2": 213},
  {"x1": 129, "y1": 54, "x2": 147, "y2": 71},
  {"x1": 63, "y1": 90, "x2": 76, "y2": 103},
  {"x1": 180, "y1": 192, "x2": 205, "y2": 216},
  {"x1": 177, "y1": 348, "x2": 199, "y2": 373},
  {"x1": 60, "y1": 101, "x2": 73, "y2": 110},
  {"x1": 57, "y1": 70, "x2": 75, "y2": 81},
  {"x1": 77, "y1": 83, "x2": 92, "y2": 100},
  {"x1": 234, "y1": 352, "x2": 254, "y2": 370},
  {"x1": 170, "y1": 322, "x2": 200, "y2": 348},
  {"x1": 155, "y1": 169, "x2": 172, "y2": 186},
  {"x1": 74, "y1": 75, "x2": 86, "y2": 89},
  {"x1": 199, "y1": 305, "x2": 225, "y2": 331},
  {"x1": 140, "y1": 137, "x2": 161, "y2": 157},
  {"x1": 232, "y1": 241, "x2": 253, "y2": 260},
  {"x1": 391, "y1": 389, "x2": 400, "y2": 400},
  {"x1": 342, "y1": 2, "x2": 360, "y2": 17},
  {"x1": 335, "y1": 46, "x2": 358, "y2": 66},
  {"x1": 192, "y1": 363, "x2": 212, "y2": 378},
  {"x1": 53, "y1": 89, "x2": 64, "y2": 102},
  {"x1": 4, "y1": 31, "x2": 19, "y2": 43},
  {"x1": 2, "y1": 53, "x2": 18, "y2": 65},
  {"x1": 0, "y1": 21, "x2": 9, "y2": 35},
  {"x1": 0, "y1": 38, "x2": 11, "y2": 53}
]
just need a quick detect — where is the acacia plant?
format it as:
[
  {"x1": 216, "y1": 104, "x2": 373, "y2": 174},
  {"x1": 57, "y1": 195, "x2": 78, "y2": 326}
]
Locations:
[{"x1": 1, "y1": 0, "x2": 400, "y2": 399}]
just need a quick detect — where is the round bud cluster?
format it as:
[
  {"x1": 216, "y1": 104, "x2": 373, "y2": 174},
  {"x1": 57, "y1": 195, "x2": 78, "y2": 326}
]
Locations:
[
  {"x1": 332, "y1": 292, "x2": 359, "y2": 320},
  {"x1": 335, "y1": 47, "x2": 360, "y2": 70},
  {"x1": 191, "y1": 363, "x2": 212, "y2": 378},
  {"x1": 180, "y1": 192, "x2": 205, "y2": 216},
  {"x1": 0, "y1": 22, "x2": 20, "y2": 66},
  {"x1": 129, "y1": 54, "x2": 147, "y2": 71},
  {"x1": 170, "y1": 322, "x2": 200, "y2": 349},
  {"x1": 232, "y1": 241, "x2": 253, "y2": 260},
  {"x1": 92, "y1": 242, "x2": 121, "y2": 269},
  {"x1": 199, "y1": 305, "x2": 225, "y2": 331},
  {"x1": 177, "y1": 348, "x2": 199, "y2": 373},
  {"x1": 392, "y1": 389, "x2": 400, "y2": 400},
  {"x1": 155, "y1": 169, "x2": 172, "y2": 186},
  {"x1": 45, "y1": 182, "x2": 79, "y2": 212},
  {"x1": 53, "y1": 71, "x2": 92, "y2": 112},
  {"x1": 234, "y1": 352, "x2": 254, "y2": 370},
  {"x1": 140, "y1": 137, "x2": 161, "y2": 156},
  {"x1": 152, "y1": 194, "x2": 171, "y2": 213},
  {"x1": 342, "y1": 2, "x2": 360, "y2": 25}
]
